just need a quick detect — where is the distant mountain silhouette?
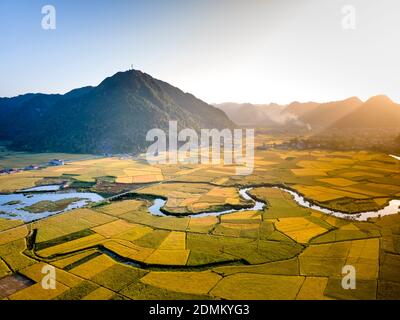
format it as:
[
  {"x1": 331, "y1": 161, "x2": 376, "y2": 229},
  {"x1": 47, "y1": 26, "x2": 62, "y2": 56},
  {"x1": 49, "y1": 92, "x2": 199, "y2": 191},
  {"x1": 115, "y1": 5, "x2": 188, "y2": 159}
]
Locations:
[
  {"x1": 214, "y1": 102, "x2": 285, "y2": 127},
  {"x1": 280, "y1": 101, "x2": 320, "y2": 118},
  {"x1": 311, "y1": 95, "x2": 400, "y2": 152},
  {"x1": 299, "y1": 97, "x2": 363, "y2": 131},
  {"x1": 327, "y1": 95, "x2": 400, "y2": 130},
  {"x1": 216, "y1": 101, "x2": 328, "y2": 128},
  {"x1": 0, "y1": 70, "x2": 233, "y2": 154},
  {"x1": 216, "y1": 96, "x2": 400, "y2": 136}
]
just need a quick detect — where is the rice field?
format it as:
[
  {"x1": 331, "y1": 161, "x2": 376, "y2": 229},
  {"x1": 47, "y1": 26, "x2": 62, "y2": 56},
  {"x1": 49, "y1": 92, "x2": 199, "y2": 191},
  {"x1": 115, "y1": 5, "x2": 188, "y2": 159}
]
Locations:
[
  {"x1": 0, "y1": 148, "x2": 399, "y2": 300},
  {"x1": 137, "y1": 183, "x2": 248, "y2": 214}
]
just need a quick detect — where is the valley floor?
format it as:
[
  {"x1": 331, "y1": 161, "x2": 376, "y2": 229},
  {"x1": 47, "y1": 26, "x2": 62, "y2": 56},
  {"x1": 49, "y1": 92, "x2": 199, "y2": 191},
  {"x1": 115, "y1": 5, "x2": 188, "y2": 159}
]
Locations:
[{"x1": 1, "y1": 145, "x2": 400, "y2": 300}]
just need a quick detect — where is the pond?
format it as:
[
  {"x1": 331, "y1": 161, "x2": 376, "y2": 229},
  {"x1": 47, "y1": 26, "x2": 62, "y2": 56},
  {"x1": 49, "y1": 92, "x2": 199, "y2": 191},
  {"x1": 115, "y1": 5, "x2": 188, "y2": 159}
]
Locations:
[{"x1": 0, "y1": 189, "x2": 104, "y2": 222}]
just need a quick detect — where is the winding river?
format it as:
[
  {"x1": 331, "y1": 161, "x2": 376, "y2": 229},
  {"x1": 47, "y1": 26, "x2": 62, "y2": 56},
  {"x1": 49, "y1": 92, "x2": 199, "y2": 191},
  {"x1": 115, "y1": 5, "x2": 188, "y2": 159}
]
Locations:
[
  {"x1": 1, "y1": 185, "x2": 399, "y2": 223},
  {"x1": 1, "y1": 154, "x2": 400, "y2": 223},
  {"x1": 147, "y1": 186, "x2": 400, "y2": 222},
  {"x1": 148, "y1": 188, "x2": 265, "y2": 218},
  {"x1": 273, "y1": 187, "x2": 400, "y2": 221}
]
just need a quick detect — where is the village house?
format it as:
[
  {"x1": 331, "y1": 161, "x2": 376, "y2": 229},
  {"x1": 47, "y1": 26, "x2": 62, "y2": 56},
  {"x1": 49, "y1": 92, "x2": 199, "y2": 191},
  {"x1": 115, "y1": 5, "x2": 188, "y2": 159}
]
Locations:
[
  {"x1": 48, "y1": 159, "x2": 65, "y2": 166},
  {"x1": 24, "y1": 165, "x2": 40, "y2": 170}
]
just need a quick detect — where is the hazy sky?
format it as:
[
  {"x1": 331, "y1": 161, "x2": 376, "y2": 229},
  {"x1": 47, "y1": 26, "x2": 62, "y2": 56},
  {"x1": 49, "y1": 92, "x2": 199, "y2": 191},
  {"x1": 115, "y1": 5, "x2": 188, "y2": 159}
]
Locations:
[{"x1": 1, "y1": 0, "x2": 399, "y2": 104}]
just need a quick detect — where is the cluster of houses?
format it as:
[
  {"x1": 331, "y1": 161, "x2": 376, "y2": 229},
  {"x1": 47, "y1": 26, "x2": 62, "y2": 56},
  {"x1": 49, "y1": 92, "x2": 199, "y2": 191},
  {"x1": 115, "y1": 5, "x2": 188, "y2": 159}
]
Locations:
[
  {"x1": 256, "y1": 139, "x2": 323, "y2": 151},
  {"x1": 0, "y1": 168, "x2": 24, "y2": 175},
  {"x1": 0, "y1": 159, "x2": 64, "y2": 175},
  {"x1": 48, "y1": 159, "x2": 65, "y2": 166}
]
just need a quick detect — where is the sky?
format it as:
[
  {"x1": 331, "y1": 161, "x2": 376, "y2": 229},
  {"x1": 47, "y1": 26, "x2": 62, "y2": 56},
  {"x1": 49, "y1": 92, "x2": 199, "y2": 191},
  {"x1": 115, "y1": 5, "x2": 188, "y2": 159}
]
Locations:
[{"x1": 0, "y1": 0, "x2": 399, "y2": 104}]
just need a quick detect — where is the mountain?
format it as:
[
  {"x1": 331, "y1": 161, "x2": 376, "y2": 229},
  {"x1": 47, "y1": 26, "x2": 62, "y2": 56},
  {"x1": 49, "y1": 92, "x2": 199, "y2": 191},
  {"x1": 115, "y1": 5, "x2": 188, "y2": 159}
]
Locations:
[
  {"x1": 298, "y1": 97, "x2": 363, "y2": 131},
  {"x1": 215, "y1": 96, "x2": 399, "y2": 136},
  {"x1": 215, "y1": 101, "x2": 324, "y2": 129},
  {"x1": 327, "y1": 95, "x2": 400, "y2": 129},
  {"x1": 281, "y1": 101, "x2": 320, "y2": 118},
  {"x1": 214, "y1": 102, "x2": 286, "y2": 127},
  {"x1": 0, "y1": 70, "x2": 234, "y2": 154},
  {"x1": 308, "y1": 95, "x2": 400, "y2": 152},
  {"x1": 215, "y1": 99, "x2": 361, "y2": 130}
]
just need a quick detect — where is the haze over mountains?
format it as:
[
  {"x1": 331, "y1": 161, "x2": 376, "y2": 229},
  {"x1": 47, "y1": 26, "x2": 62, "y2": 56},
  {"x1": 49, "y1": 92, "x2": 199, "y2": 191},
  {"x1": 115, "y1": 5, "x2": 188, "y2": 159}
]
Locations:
[
  {"x1": 0, "y1": 70, "x2": 233, "y2": 154},
  {"x1": 0, "y1": 68, "x2": 399, "y2": 155},
  {"x1": 215, "y1": 102, "x2": 286, "y2": 127},
  {"x1": 215, "y1": 95, "x2": 400, "y2": 135},
  {"x1": 328, "y1": 95, "x2": 400, "y2": 130}
]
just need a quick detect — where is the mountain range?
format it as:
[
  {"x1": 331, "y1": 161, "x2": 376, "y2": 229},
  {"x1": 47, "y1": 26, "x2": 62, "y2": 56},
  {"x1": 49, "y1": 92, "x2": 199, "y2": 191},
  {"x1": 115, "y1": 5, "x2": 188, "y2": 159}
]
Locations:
[
  {"x1": 215, "y1": 95, "x2": 400, "y2": 134},
  {"x1": 214, "y1": 102, "x2": 286, "y2": 127},
  {"x1": 0, "y1": 70, "x2": 233, "y2": 154},
  {"x1": 1, "y1": 69, "x2": 399, "y2": 155}
]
